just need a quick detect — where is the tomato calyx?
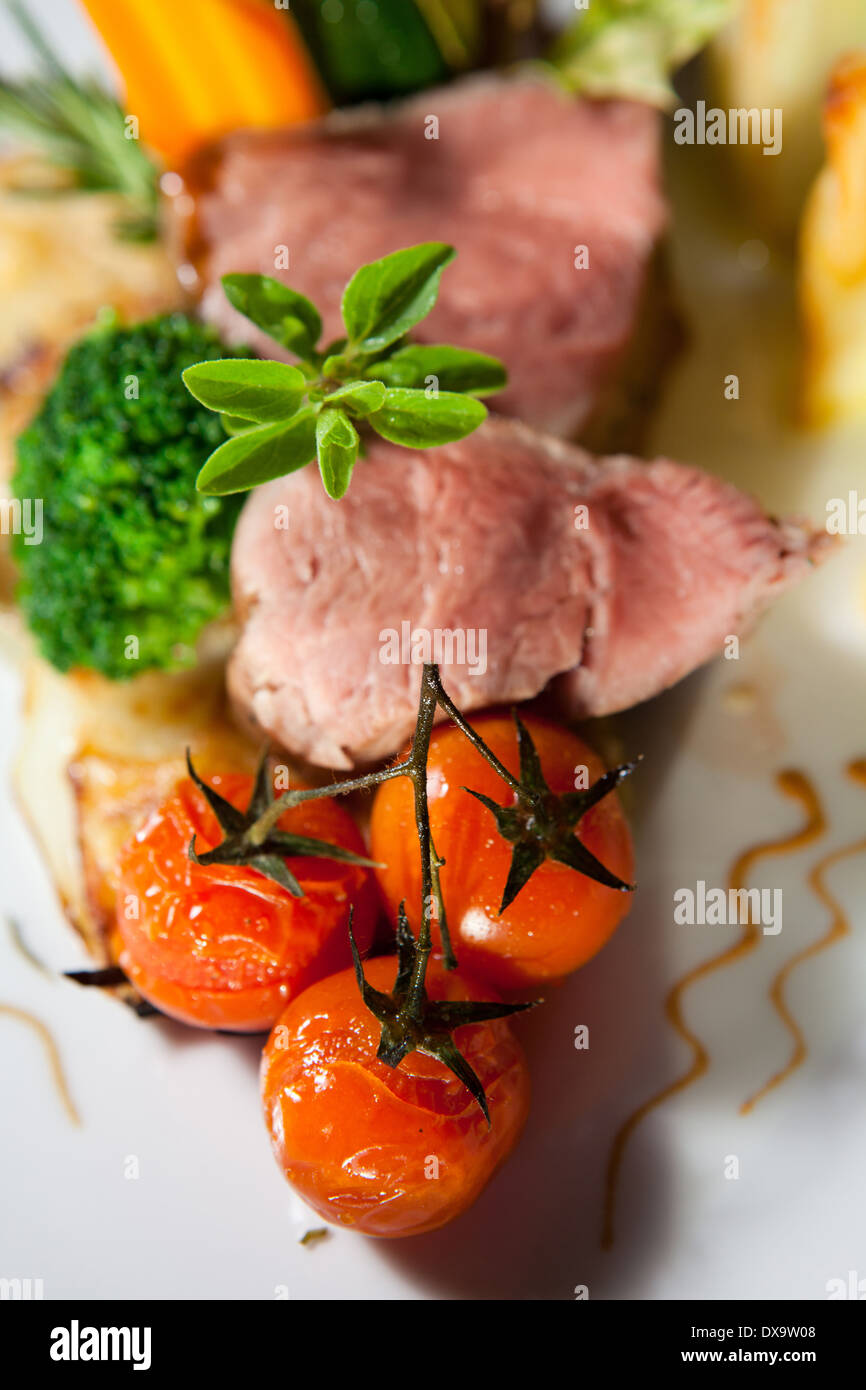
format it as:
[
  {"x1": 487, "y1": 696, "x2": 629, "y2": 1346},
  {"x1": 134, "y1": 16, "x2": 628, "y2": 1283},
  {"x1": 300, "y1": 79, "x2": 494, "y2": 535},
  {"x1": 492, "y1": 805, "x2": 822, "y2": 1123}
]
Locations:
[
  {"x1": 349, "y1": 905, "x2": 534, "y2": 1125},
  {"x1": 462, "y1": 712, "x2": 640, "y2": 913},
  {"x1": 185, "y1": 750, "x2": 376, "y2": 895}
]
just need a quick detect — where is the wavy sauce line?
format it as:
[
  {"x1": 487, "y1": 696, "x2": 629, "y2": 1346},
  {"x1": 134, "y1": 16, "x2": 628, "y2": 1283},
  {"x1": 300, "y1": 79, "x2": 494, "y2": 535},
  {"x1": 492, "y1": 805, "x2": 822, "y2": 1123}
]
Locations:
[
  {"x1": 0, "y1": 1002, "x2": 80, "y2": 1126},
  {"x1": 601, "y1": 770, "x2": 825, "y2": 1249},
  {"x1": 3, "y1": 917, "x2": 80, "y2": 1126},
  {"x1": 741, "y1": 758, "x2": 866, "y2": 1113}
]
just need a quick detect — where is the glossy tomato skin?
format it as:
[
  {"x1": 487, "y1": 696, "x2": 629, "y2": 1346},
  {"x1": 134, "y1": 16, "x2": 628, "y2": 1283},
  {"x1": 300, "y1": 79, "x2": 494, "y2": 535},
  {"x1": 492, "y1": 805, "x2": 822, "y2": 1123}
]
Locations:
[
  {"x1": 370, "y1": 714, "x2": 635, "y2": 992},
  {"x1": 114, "y1": 773, "x2": 378, "y2": 1032},
  {"x1": 261, "y1": 955, "x2": 530, "y2": 1237}
]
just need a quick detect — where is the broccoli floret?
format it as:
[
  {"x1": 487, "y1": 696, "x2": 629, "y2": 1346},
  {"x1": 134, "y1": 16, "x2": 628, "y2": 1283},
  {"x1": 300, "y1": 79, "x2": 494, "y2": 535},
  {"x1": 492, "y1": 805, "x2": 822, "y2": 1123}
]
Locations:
[{"x1": 12, "y1": 313, "x2": 246, "y2": 680}]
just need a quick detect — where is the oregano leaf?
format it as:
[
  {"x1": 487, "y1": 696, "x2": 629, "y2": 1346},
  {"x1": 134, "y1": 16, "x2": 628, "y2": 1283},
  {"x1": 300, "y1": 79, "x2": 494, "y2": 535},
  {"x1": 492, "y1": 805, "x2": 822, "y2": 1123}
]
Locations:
[
  {"x1": 183, "y1": 359, "x2": 306, "y2": 422},
  {"x1": 369, "y1": 388, "x2": 487, "y2": 448},
  {"x1": 341, "y1": 243, "x2": 455, "y2": 353},
  {"x1": 222, "y1": 273, "x2": 323, "y2": 359},
  {"x1": 321, "y1": 379, "x2": 387, "y2": 417},
  {"x1": 196, "y1": 410, "x2": 317, "y2": 495},
  {"x1": 369, "y1": 344, "x2": 507, "y2": 397},
  {"x1": 315, "y1": 409, "x2": 359, "y2": 500}
]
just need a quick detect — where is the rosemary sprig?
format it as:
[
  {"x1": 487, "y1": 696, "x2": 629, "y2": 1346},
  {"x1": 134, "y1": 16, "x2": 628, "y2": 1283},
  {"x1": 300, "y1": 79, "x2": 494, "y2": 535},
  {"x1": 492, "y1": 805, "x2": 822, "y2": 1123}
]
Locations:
[
  {"x1": 0, "y1": 0, "x2": 159, "y2": 240},
  {"x1": 182, "y1": 244, "x2": 507, "y2": 501},
  {"x1": 188, "y1": 664, "x2": 639, "y2": 1119}
]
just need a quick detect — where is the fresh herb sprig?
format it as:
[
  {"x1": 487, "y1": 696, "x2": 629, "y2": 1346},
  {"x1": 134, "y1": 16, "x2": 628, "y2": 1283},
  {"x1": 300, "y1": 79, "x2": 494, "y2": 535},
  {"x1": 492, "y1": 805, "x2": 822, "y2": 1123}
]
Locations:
[
  {"x1": 182, "y1": 243, "x2": 507, "y2": 501},
  {"x1": 185, "y1": 663, "x2": 637, "y2": 1120}
]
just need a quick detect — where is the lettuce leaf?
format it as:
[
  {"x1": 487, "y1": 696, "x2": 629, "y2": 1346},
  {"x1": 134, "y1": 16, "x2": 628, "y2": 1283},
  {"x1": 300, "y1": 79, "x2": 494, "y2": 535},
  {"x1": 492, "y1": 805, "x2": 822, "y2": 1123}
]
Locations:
[{"x1": 549, "y1": 0, "x2": 733, "y2": 108}]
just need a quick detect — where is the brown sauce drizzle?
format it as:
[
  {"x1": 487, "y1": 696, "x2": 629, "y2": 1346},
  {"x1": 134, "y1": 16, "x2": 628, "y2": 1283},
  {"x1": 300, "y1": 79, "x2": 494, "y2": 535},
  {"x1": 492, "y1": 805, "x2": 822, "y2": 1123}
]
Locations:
[
  {"x1": 6, "y1": 917, "x2": 50, "y2": 975},
  {"x1": 4, "y1": 917, "x2": 80, "y2": 1125},
  {"x1": 601, "y1": 770, "x2": 824, "y2": 1248},
  {"x1": 741, "y1": 758, "x2": 866, "y2": 1112},
  {"x1": 0, "y1": 1003, "x2": 80, "y2": 1126}
]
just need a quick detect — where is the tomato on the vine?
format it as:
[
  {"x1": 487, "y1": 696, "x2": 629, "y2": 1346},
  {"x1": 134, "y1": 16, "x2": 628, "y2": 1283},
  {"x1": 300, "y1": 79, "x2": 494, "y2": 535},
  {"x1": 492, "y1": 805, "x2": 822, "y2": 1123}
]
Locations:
[
  {"x1": 261, "y1": 954, "x2": 530, "y2": 1237},
  {"x1": 370, "y1": 713, "x2": 635, "y2": 991},
  {"x1": 114, "y1": 772, "x2": 378, "y2": 1031}
]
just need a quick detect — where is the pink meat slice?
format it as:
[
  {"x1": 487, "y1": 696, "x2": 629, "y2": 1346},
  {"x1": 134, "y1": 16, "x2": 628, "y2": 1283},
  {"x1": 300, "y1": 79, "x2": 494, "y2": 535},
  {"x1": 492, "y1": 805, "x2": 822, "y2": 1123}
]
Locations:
[
  {"x1": 173, "y1": 74, "x2": 666, "y2": 436},
  {"x1": 228, "y1": 418, "x2": 826, "y2": 768}
]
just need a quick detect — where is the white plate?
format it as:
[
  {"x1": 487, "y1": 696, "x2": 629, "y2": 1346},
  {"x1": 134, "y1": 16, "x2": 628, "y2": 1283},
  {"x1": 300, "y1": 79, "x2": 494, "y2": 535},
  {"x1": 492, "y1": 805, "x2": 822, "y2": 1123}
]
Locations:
[{"x1": 1, "y1": 0, "x2": 864, "y2": 1301}]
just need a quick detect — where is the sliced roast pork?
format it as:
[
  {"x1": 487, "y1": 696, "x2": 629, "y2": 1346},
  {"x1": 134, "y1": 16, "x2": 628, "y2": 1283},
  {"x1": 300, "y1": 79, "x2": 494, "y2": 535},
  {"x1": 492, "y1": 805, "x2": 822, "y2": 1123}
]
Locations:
[
  {"x1": 229, "y1": 418, "x2": 826, "y2": 768},
  {"x1": 170, "y1": 74, "x2": 668, "y2": 439}
]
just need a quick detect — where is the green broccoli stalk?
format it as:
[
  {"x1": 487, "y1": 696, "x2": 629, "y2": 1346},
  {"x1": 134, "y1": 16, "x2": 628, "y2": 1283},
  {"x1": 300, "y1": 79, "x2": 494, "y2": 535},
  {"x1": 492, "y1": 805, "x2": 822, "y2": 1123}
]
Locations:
[{"x1": 12, "y1": 314, "x2": 246, "y2": 681}]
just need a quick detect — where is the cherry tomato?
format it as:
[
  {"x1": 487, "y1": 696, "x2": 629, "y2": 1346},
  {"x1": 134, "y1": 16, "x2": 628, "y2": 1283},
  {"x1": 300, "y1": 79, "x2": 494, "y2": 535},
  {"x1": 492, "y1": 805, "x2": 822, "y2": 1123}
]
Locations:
[
  {"x1": 261, "y1": 955, "x2": 530, "y2": 1237},
  {"x1": 370, "y1": 713, "x2": 634, "y2": 991},
  {"x1": 114, "y1": 773, "x2": 378, "y2": 1031}
]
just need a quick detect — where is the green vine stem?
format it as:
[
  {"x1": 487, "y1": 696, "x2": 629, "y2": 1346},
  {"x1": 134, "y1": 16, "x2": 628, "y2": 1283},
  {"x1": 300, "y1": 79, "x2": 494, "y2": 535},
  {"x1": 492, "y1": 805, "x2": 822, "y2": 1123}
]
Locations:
[{"x1": 404, "y1": 664, "x2": 439, "y2": 997}]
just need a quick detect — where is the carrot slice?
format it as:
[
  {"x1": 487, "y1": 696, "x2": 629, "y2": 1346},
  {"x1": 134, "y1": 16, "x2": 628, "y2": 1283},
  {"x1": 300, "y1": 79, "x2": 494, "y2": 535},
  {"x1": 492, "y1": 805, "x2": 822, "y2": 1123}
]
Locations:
[{"x1": 79, "y1": 0, "x2": 328, "y2": 164}]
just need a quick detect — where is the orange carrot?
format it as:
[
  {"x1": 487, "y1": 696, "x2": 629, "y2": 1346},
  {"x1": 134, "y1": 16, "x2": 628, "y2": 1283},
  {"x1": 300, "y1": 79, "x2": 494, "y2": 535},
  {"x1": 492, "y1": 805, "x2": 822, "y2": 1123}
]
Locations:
[{"x1": 78, "y1": 0, "x2": 328, "y2": 165}]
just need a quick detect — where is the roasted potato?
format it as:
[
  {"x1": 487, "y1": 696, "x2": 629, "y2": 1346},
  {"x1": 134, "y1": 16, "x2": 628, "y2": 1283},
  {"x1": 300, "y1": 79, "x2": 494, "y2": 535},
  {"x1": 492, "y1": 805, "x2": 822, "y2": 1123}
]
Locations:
[
  {"x1": 13, "y1": 631, "x2": 259, "y2": 965},
  {"x1": 799, "y1": 53, "x2": 866, "y2": 427},
  {"x1": 709, "y1": 0, "x2": 866, "y2": 239},
  {"x1": 0, "y1": 157, "x2": 183, "y2": 604}
]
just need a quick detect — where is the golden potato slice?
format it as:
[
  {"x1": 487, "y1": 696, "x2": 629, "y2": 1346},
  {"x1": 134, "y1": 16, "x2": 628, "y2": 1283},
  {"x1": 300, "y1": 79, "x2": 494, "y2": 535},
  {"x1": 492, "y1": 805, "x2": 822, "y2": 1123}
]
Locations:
[
  {"x1": 14, "y1": 636, "x2": 260, "y2": 965},
  {"x1": 0, "y1": 157, "x2": 181, "y2": 388},
  {"x1": 709, "y1": 0, "x2": 866, "y2": 239},
  {"x1": 800, "y1": 53, "x2": 866, "y2": 427},
  {"x1": 0, "y1": 156, "x2": 183, "y2": 603}
]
